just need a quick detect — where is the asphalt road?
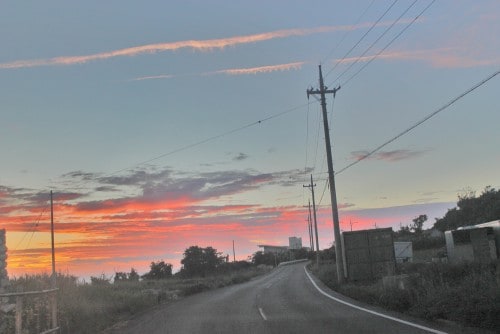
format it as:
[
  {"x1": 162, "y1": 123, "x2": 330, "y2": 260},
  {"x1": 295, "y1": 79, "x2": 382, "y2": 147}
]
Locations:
[{"x1": 117, "y1": 262, "x2": 479, "y2": 334}]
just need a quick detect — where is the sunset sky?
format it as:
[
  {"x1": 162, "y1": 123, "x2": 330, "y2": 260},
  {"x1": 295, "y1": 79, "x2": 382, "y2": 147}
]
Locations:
[{"x1": 1, "y1": 1, "x2": 499, "y2": 280}]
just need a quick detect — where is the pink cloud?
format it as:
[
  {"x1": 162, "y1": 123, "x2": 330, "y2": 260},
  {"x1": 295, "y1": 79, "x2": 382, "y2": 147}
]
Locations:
[
  {"x1": 131, "y1": 61, "x2": 305, "y2": 81},
  {"x1": 1, "y1": 19, "x2": 414, "y2": 70},
  {"x1": 215, "y1": 62, "x2": 305, "y2": 75},
  {"x1": 0, "y1": 27, "x2": 338, "y2": 70},
  {"x1": 336, "y1": 48, "x2": 500, "y2": 69}
]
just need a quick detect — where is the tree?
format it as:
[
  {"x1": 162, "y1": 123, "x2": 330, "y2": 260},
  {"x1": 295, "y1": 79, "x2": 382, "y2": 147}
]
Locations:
[
  {"x1": 129, "y1": 268, "x2": 140, "y2": 281},
  {"x1": 114, "y1": 272, "x2": 128, "y2": 282},
  {"x1": 115, "y1": 268, "x2": 142, "y2": 282},
  {"x1": 142, "y1": 261, "x2": 173, "y2": 280},
  {"x1": 410, "y1": 214, "x2": 427, "y2": 234},
  {"x1": 90, "y1": 274, "x2": 110, "y2": 285},
  {"x1": 251, "y1": 251, "x2": 277, "y2": 266},
  {"x1": 180, "y1": 246, "x2": 224, "y2": 277},
  {"x1": 434, "y1": 186, "x2": 500, "y2": 231}
]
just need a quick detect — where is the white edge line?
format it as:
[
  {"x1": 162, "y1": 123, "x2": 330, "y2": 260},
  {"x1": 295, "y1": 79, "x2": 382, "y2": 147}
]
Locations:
[
  {"x1": 258, "y1": 307, "x2": 268, "y2": 321},
  {"x1": 303, "y1": 266, "x2": 448, "y2": 334}
]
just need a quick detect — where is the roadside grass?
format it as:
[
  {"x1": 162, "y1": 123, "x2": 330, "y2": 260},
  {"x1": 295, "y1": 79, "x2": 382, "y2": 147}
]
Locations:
[
  {"x1": 309, "y1": 260, "x2": 500, "y2": 332},
  {"x1": 1, "y1": 265, "x2": 271, "y2": 334}
]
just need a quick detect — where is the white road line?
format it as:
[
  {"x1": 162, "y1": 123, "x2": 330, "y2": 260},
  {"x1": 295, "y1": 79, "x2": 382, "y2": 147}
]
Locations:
[
  {"x1": 303, "y1": 266, "x2": 448, "y2": 334},
  {"x1": 258, "y1": 307, "x2": 268, "y2": 321}
]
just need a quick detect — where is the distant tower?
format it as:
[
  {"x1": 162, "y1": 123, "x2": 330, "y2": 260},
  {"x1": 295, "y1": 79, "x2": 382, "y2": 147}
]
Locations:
[{"x1": 289, "y1": 236, "x2": 302, "y2": 250}]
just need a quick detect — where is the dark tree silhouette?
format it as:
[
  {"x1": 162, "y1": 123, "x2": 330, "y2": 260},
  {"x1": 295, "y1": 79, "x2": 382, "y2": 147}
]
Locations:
[
  {"x1": 180, "y1": 246, "x2": 224, "y2": 277},
  {"x1": 434, "y1": 186, "x2": 500, "y2": 231},
  {"x1": 251, "y1": 251, "x2": 277, "y2": 266},
  {"x1": 142, "y1": 261, "x2": 173, "y2": 280},
  {"x1": 410, "y1": 214, "x2": 427, "y2": 234},
  {"x1": 114, "y1": 268, "x2": 140, "y2": 282}
]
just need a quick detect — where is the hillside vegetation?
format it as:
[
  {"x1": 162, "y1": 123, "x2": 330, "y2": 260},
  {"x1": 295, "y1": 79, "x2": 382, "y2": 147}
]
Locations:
[{"x1": 0, "y1": 247, "x2": 272, "y2": 334}]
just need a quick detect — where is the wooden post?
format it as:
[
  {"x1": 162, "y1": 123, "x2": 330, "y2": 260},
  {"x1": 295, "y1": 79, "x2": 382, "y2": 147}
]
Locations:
[
  {"x1": 51, "y1": 291, "x2": 57, "y2": 330},
  {"x1": 15, "y1": 296, "x2": 22, "y2": 334}
]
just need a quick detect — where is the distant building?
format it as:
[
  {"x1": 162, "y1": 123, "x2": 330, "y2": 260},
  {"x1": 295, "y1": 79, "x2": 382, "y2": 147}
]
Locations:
[
  {"x1": 445, "y1": 220, "x2": 500, "y2": 264},
  {"x1": 258, "y1": 245, "x2": 288, "y2": 254},
  {"x1": 424, "y1": 228, "x2": 444, "y2": 239},
  {"x1": 289, "y1": 237, "x2": 302, "y2": 249},
  {"x1": 258, "y1": 236, "x2": 304, "y2": 254}
]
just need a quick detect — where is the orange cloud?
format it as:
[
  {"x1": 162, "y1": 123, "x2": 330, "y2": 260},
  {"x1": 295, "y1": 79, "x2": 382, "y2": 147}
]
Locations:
[{"x1": 3, "y1": 167, "x2": 450, "y2": 279}]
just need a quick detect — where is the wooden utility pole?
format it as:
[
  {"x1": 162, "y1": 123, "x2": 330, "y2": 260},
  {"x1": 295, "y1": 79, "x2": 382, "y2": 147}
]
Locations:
[
  {"x1": 232, "y1": 240, "x2": 236, "y2": 262},
  {"x1": 307, "y1": 65, "x2": 345, "y2": 283},
  {"x1": 50, "y1": 191, "x2": 56, "y2": 286},
  {"x1": 50, "y1": 190, "x2": 57, "y2": 329},
  {"x1": 304, "y1": 175, "x2": 320, "y2": 266},
  {"x1": 307, "y1": 201, "x2": 314, "y2": 251}
]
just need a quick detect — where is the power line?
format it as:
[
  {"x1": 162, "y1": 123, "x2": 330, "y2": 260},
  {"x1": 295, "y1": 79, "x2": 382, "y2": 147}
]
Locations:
[
  {"x1": 323, "y1": 0, "x2": 399, "y2": 80},
  {"x1": 14, "y1": 202, "x2": 48, "y2": 250},
  {"x1": 103, "y1": 103, "x2": 310, "y2": 179},
  {"x1": 321, "y1": 0, "x2": 376, "y2": 69},
  {"x1": 331, "y1": 0, "x2": 418, "y2": 85},
  {"x1": 53, "y1": 101, "x2": 314, "y2": 199},
  {"x1": 336, "y1": 69, "x2": 500, "y2": 176},
  {"x1": 341, "y1": 0, "x2": 436, "y2": 87}
]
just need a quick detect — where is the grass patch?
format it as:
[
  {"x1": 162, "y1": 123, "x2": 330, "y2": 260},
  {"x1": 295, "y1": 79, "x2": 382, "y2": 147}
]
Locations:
[
  {"x1": 1, "y1": 265, "x2": 271, "y2": 333},
  {"x1": 310, "y1": 261, "x2": 500, "y2": 332}
]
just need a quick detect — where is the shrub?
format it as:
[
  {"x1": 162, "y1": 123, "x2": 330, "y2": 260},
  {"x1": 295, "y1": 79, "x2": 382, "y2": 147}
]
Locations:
[
  {"x1": 181, "y1": 282, "x2": 210, "y2": 296},
  {"x1": 313, "y1": 261, "x2": 499, "y2": 332}
]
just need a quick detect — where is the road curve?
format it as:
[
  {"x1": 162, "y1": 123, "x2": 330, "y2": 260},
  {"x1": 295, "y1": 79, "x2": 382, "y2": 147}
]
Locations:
[{"x1": 116, "y1": 262, "x2": 477, "y2": 334}]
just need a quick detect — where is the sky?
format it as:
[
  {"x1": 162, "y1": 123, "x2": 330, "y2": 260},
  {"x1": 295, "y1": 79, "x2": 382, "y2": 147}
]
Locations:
[{"x1": 1, "y1": 0, "x2": 499, "y2": 280}]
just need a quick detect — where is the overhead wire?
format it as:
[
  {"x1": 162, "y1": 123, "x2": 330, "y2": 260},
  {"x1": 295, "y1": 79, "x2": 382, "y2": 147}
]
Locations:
[
  {"x1": 305, "y1": 0, "x2": 376, "y2": 88},
  {"x1": 341, "y1": 0, "x2": 436, "y2": 87},
  {"x1": 335, "y1": 69, "x2": 500, "y2": 176},
  {"x1": 302, "y1": 101, "x2": 311, "y2": 201},
  {"x1": 321, "y1": 0, "x2": 376, "y2": 65},
  {"x1": 13, "y1": 201, "x2": 48, "y2": 250},
  {"x1": 323, "y1": 0, "x2": 399, "y2": 80},
  {"x1": 330, "y1": 0, "x2": 418, "y2": 86},
  {"x1": 57, "y1": 101, "x2": 313, "y2": 197}
]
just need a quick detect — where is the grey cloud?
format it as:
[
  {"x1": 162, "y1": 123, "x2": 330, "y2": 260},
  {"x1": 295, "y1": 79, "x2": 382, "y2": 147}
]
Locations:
[
  {"x1": 142, "y1": 170, "x2": 274, "y2": 201},
  {"x1": 233, "y1": 153, "x2": 249, "y2": 161},
  {"x1": 350, "y1": 149, "x2": 428, "y2": 162}
]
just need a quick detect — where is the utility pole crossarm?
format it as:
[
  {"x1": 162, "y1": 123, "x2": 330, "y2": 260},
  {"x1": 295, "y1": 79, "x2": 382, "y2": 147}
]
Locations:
[{"x1": 307, "y1": 86, "x2": 340, "y2": 99}]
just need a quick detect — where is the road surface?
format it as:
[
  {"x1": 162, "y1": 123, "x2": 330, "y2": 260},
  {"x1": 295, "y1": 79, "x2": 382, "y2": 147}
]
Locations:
[{"x1": 116, "y1": 262, "x2": 479, "y2": 334}]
